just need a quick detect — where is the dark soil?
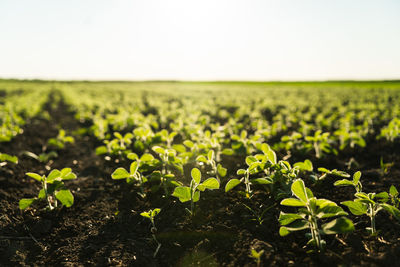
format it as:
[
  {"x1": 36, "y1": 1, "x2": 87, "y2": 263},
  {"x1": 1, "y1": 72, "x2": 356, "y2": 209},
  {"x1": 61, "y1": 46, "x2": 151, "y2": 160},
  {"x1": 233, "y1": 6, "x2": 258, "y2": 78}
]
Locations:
[{"x1": 1, "y1": 93, "x2": 400, "y2": 266}]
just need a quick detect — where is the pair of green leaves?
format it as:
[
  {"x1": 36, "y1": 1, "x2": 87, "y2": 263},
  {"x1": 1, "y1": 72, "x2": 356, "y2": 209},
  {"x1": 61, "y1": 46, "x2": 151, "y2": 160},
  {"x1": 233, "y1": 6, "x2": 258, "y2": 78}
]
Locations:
[
  {"x1": 172, "y1": 168, "x2": 219, "y2": 203},
  {"x1": 19, "y1": 168, "x2": 77, "y2": 210},
  {"x1": 279, "y1": 179, "x2": 354, "y2": 240}
]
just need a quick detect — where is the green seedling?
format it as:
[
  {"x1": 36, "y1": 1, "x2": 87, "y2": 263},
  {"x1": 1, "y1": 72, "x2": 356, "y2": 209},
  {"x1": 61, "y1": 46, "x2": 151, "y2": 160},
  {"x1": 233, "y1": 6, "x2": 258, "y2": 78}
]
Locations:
[
  {"x1": 48, "y1": 129, "x2": 75, "y2": 149},
  {"x1": 172, "y1": 168, "x2": 219, "y2": 216},
  {"x1": 279, "y1": 179, "x2": 354, "y2": 252},
  {"x1": 140, "y1": 208, "x2": 161, "y2": 258},
  {"x1": 341, "y1": 191, "x2": 400, "y2": 235},
  {"x1": 249, "y1": 248, "x2": 264, "y2": 267},
  {"x1": 111, "y1": 153, "x2": 154, "y2": 197},
  {"x1": 334, "y1": 171, "x2": 362, "y2": 193},
  {"x1": 318, "y1": 167, "x2": 350, "y2": 181},
  {"x1": 337, "y1": 172, "x2": 400, "y2": 234},
  {"x1": 19, "y1": 168, "x2": 77, "y2": 211},
  {"x1": 22, "y1": 150, "x2": 58, "y2": 163},
  {"x1": 380, "y1": 157, "x2": 394, "y2": 176},
  {"x1": 242, "y1": 203, "x2": 275, "y2": 225},
  {"x1": 196, "y1": 149, "x2": 227, "y2": 180},
  {"x1": 0, "y1": 152, "x2": 18, "y2": 167},
  {"x1": 304, "y1": 130, "x2": 337, "y2": 158},
  {"x1": 96, "y1": 132, "x2": 133, "y2": 156}
]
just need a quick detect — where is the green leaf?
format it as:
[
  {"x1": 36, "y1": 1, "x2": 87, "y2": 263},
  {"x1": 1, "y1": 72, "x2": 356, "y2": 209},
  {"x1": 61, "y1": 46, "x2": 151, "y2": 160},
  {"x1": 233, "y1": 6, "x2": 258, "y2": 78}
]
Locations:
[
  {"x1": 221, "y1": 148, "x2": 234, "y2": 155},
  {"x1": 191, "y1": 168, "x2": 201, "y2": 184},
  {"x1": 291, "y1": 179, "x2": 308, "y2": 203},
  {"x1": 95, "y1": 146, "x2": 108, "y2": 155},
  {"x1": 381, "y1": 204, "x2": 400, "y2": 221},
  {"x1": 19, "y1": 198, "x2": 36, "y2": 210},
  {"x1": 193, "y1": 191, "x2": 200, "y2": 202},
  {"x1": 334, "y1": 179, "x2": 354, "y2": 187},
  {"x1": 252, "y1": 178, "x2": 273, "y2": 185},
  {"x1": 341, "y1": 201, "x2": 368, "y2": 215},
  {"x1": 237, "y1": 169, "x2": 246, "y2": 175},
  {"x1": 60, "y1": 168, "x2": 77, "y2": 180},
  {"x1": 317, "y1": 205, "x2": 348, "y2": 218},
  {"x1": 140, "y1": 153, "x2": 154, "y2": 162},
  {"x1": 225, "y1": 179, "x2": 241, "y2": 192},
  {"x1": 279, "y1": 219, "x2": 308, "y2": 236},
  {"x1": 26, "y1": 172, "x2": 43, "y2": 182},
  {"x1": 152, "y1": 146, "x2": 165, "y2": 155},
  {"x1": 278, "y1": 212, "x2": 303, "y2": 225},
  {"x1": 321, "y1": 217, "x2": 354, "y2": 235},
  {"x1": 47, "y1": 169, "x2": 61, "y2": 182},
  {"x1": 266, "y1": 149, "x2": 277, "y2": 164},
  {"x1": 55, "y1": 189, "x2": 74, "y2": 207},
  {"x1": 172, "y1": 186, "x2": 191, "y2": 202},
  {"x1": 152, "y1": 208, "x2": 161, "y2": 217},
  {"x1": 281, "y1": 198, "x2": 307, "y2": 207},
  {"x1": 196, "y1": 155, "x2": 207, "y2": 163},
  {"x1": 140, "y1": 211, "x2": 150, "y2": 218},
  {"x1": 207, "y1": 150, "x2": 214, "y2": 161},
  {"x1": 111, "y1": 168, "x2": 130, "y2": 179},
  {"x1": 217, "y1": 164, "x2": 227, "y2": 177},
  {"x1": 353, "y1": 171, "x2": 361, "y2": 184},
  {"x1": 130, "y1": 161, "x2": 139, "y2": 175},
  {"x1": 127, "y1": 153, "x2": 139, "y2": 160},
  {"x1": 245, "y1": 156, "x2": 258, "y2": 166},
  {"x1": 389, "y1": 185, "x2": 398, "y2": 197},
  {"x1": 201, "y1": 178, "x2": 220, "y2": 190},
  {"x1": 183, "y1": 140, "x2": 194, "y2": 148}
]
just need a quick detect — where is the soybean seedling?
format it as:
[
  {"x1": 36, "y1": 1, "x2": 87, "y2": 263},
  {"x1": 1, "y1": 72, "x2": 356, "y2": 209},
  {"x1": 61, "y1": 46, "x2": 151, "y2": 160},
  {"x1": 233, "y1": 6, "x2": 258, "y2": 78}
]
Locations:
[
  {"x1": 336, "y1": 172, "x2": 400, "y2": 235},
  {"x1": 279, "y1": 179, "x2": 354, "y2": 252},
  {"x1": 19, "y1": 168, "x2": 77, "y2": 211},
  {"x1": 389, "y1": 185, "x2": 399, "y2": 208},
  {"x1": 249, "y1": 248, "x2": 264, "y2": 267},
  {"x1": 196, "y1": 149, "x2": 227, "y2": 181},
  {"x1": 172, "y1": 168, "x2": 220, "y2": 216},
  {"x1": 140, "y1": 208, "x2": 161, "y2": 258},
  {"x1": 48, "y1": 129, "x2": 75, "y2": 149}
]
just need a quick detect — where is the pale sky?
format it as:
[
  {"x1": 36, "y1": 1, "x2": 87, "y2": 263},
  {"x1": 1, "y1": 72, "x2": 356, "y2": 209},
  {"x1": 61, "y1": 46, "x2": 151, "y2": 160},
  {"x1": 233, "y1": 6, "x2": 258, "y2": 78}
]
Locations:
[{"x1": 0, "y1": 0, "x2": 399, "y2": 81}]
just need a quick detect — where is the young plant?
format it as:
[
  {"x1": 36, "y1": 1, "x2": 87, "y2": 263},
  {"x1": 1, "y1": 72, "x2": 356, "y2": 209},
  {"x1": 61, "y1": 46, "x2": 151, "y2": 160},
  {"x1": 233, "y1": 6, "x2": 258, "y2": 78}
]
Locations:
[
  {"x1": 304, "y1": 130, "x2": 337, "y2": 158},
  {"x1": 140, "y1": 208, "x2": 161, "y2": 258},
  {"x1": 333, "y1": 171, "x2": 362, "y2": 193},
  {"x1": 48, "y1": 129, "x2": 75, "y2": 149},
  {"x1": 336, "y1": 171, "x2": 400, "y2": 234},
  {"x1": 19, "y1": 168, "x2": 77, "y2": 211},
  {"x1": 380, "y1": 157, "x2": 394, "y2": 176},
  {"x1": 111, "y1": 153, "x2": 154, "y2": 197},
  {"x1": 341, "y1": 191, "x2": 400, "y2": 235},
  {"x1": 196, "y1": 149, "x2": 227, "y2": 181},
  {"x1": 279, "y1": 179, "x2": 354, "y2": 252},
  {"x1": 172, "y1": 168, "x2": 219, "y2": 216},
  {"x1": 249, "y1": 248, "x2": 264, "y2": 267}
]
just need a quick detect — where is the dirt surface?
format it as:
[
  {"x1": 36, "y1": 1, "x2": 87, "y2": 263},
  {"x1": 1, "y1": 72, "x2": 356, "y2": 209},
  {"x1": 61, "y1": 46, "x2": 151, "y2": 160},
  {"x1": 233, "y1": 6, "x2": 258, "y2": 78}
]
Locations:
[{"x1": 1, "y1": 94, "x2": 400, "y2": 266}]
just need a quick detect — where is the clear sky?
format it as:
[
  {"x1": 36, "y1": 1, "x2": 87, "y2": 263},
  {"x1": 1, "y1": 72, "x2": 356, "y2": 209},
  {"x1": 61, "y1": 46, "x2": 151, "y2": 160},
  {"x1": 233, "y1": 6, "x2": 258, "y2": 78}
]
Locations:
[{"x1": 0, "y1": 0, "x2": 399, "y2": 81}]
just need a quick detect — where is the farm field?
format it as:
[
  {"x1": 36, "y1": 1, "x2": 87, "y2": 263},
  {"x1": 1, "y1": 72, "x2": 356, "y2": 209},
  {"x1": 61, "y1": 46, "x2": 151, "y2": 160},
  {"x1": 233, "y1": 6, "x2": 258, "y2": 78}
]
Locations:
[{"x1": 1, "y1": 79, "x2": 400, "y2": 266}]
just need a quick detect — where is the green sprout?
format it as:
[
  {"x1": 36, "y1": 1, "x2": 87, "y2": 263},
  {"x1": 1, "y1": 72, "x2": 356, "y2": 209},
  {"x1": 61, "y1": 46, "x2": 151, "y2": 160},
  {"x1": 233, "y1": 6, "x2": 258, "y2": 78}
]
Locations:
[
  {"x1": 172, "y1": 168, "x2": 220, "y2": 216},
  {"x1": 279, "y1": 179, "x2": 354, "y2": 252},
  {"x1": 19, "y1": 168, "x2": 77, "y2": 211},
  {"x1": 140, "y1": 208, "x2": 162, "y2": 258}
]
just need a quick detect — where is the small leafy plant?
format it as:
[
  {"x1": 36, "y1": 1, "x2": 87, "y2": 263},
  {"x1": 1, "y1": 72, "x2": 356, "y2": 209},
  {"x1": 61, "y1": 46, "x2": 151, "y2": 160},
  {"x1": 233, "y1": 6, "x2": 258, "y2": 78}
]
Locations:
[
  {"x1": 279, "y1": 179, "x2": 354, "y2": 252},
  {"x1": 249, "y1": 248, "x2": 264, "y2": 267},
  {"x1": 336, "y1": 171, "x2": 400, "y2": 234},
  {"x1": 19, "y1": 168, "x2": 77, "y2": 211},
  {"x1": 48, "y1": 129, "x2": 75, "y2": 149},
  {"x1": 172, "y1": 168, "x2": 219, "y2": 216},
  {"x1": 140, "y1": 208, "x2": 161, "y2": 258}
]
